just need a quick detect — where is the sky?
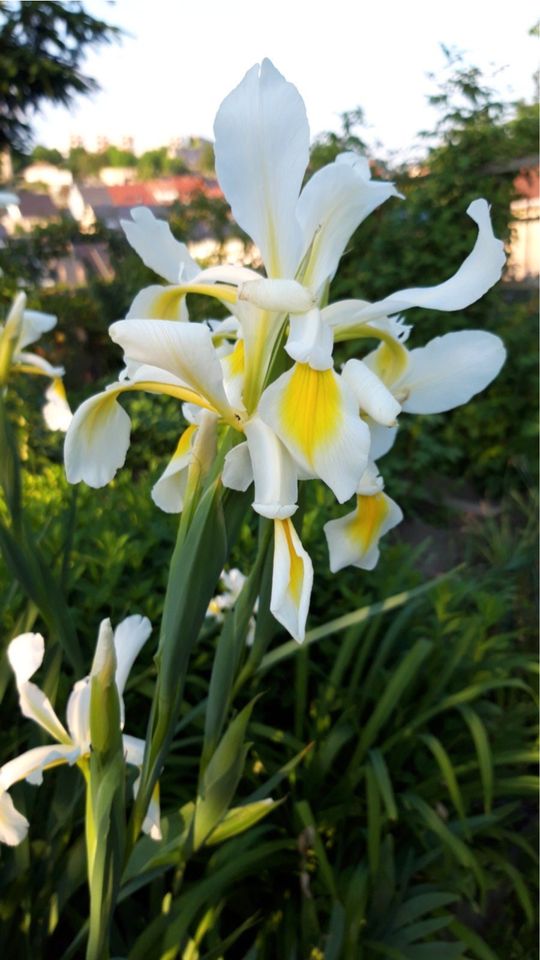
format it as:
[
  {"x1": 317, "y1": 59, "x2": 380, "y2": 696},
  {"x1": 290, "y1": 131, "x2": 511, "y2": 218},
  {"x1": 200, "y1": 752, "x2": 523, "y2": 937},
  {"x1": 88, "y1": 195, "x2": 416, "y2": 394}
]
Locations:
[{"x1": 32, "y1": 0, "x2": 539, "y2": 162}]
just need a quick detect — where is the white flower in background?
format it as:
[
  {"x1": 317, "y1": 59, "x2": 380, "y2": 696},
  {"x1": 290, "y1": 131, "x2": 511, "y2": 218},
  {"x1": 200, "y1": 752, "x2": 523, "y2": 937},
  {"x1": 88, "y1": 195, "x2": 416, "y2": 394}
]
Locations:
[
  {"x1": 42, "y1": 378, "x2": 73, "y2": 432},
  {"x1": 64, "y1": 59, "x2": 507, "y2": 644},
  {"x1": 0, "y1": 616, "x2": 161, "y2": 846},
  {"x1": 207, "y1": 568, "x2": 258, "y2": 645},
  {"x1": 0, "y1": 291, "x2": 72, "y2": 431}
]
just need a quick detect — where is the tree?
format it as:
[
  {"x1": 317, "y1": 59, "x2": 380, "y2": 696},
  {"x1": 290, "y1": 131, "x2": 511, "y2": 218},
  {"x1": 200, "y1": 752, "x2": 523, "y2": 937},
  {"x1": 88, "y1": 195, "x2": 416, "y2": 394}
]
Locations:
[
  {"x1": 0, "y1": 1, "x2": 120, "y2": 154},
  {"x1": 30, "y1": 144, "x2": 65, "y2": 166}
]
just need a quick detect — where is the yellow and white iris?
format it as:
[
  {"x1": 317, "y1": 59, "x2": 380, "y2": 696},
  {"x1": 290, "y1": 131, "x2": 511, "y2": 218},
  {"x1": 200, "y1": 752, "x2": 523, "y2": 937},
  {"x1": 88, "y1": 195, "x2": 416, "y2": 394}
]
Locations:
[
  {"x1": 64, "y1": 60, "x2": 507, "y2": 644},
  {"x1": 0, "y1": 616, "x2": 161, "y2": 846},
  {"x1": 0, "y1": 291, "x2": 72, "y2": 431}
]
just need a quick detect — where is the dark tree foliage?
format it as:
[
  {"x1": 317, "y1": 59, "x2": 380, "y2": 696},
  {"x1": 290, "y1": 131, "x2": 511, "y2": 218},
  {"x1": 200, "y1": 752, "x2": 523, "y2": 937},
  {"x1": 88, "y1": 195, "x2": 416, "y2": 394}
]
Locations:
[{"x1": 0, "y1": 0, "x2": 120, "y2": 153}]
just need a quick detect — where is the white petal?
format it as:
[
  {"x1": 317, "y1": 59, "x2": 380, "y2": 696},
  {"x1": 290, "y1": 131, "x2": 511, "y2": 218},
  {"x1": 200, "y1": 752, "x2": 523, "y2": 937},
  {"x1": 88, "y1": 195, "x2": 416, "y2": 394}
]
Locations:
[
  {"x1": 271, "y1": 518, "x2": 313, "y2": 642},
  {"x1": 368, "y1": 421, "x2": 399, "y2": 461},
  {"x1": 286, "y1": 309, "x2": 334, "y2": 370},
  {"x1": 66, "y1": 678, "x2": 91, "y2": 750},
  {"x1": 244, "y1": 418, "x2": 298, "y2": 519},
  {"x1": 18, "y1": 682, "x2": 71, "y2": 744},
  {"x1": 214, "y1": 59, "x2": 308, "y2": 277},
  {"x1": 2, "y1": 292, "x2": 26, "y2": 340},
  {"x1": 109, "y1": 319, "x2": 232, "y2": 416},
  {"x1": 324, "y1": 493, "x2": 403, "y2": 572},
  {"x1": 8, "y1": 632, "x2": 71, "y2": 745},
  {"x1": 0, "y1": 792, "x2": 29, "y2": 846},
  {"x1": 113, "y1": 615, "x2": 152, "y2": 697},
  {"x1": 123, "y1": 734, "x2": 162, "y2": 841},
  {"x1": 126, "y1": 284, "x2": 188, "y2": 321},
  {"x1": 8, "y1": 633, "x2": 45, "y2": 683},
  {"x1": 342, "y1": 359, "x2": 401, "y2": 425},
  {"x1": 297, "y1": 154, "x2": 399, "y2": 292},
  {"x1": 121, "y1": 206, "x2": 199, "y2": 284},
  {"x1": 151, "y1": 426, "x2": 196, "y2": 513},
  {"x1": 354, "y1": 199, "x2": 506, "y2": 321},
  {"x1": 17, "y1": 308, "x2": 57, "y2": 350},
  {"x1": 396, "y1": 330, "x2": 506, "y2": 414},
  {"x1": 15, "y1": 351, "x2": 64, "y2": 378},
  {"x1": 259, "y1": 364, "x2": 370, "y2": 503},
  {"x1": 42, "y1": 378, "x2": 72, "y2": 432},
  {"x1": 0, "y1": 743, "x2": 80, "y2": 791},
  {"x1": 222, "y1": 442, "x2": 254, "y2": 492},
  {"x1": 64, "y1": 389, "x2": 131, "y2": 488}
]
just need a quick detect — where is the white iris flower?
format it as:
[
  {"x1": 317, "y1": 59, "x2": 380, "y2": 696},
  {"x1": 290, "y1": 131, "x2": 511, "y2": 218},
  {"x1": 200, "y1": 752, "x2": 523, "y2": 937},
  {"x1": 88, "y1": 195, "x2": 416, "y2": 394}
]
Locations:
[
  {"x1": 0, "y1": 291, "x2": 72, "y2": 431},
  {"x1": 63, "y1": 60, "x2": 507, "y2": 644},
  {"x1": 0, "y1": 616, "x2": 161, "y2": 846}
]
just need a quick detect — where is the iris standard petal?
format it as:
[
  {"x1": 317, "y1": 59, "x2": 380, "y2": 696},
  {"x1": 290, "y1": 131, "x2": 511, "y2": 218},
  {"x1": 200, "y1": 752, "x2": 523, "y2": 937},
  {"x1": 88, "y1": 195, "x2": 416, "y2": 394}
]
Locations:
[
  {"x1": 296, "y1": 154, "x2": 399, "y2": 292},
  {"x1": 214, "y1": 58, "x2": 308, "y2": 278},
  {"x1": 259, "y1": 363, "x2": 370, "y2": 503},
  {"x1": 394, "y1": 330, "x2": 506, "y2": 414},
  {"x1": 8, "y1": 632, "x2": 45, "y2": 683},
  {"x1": 121, "y1": 206, "x2": 199, "y2": 284},
  {"x1": 113, "y1": 615, "x2": 152, "y2": 698},
  {"x1": 66, "y1": 678, "x2": 91, "y2": 751},
  {"x1": 271, "y1": 518, "x2": 313, "y2": 642}
]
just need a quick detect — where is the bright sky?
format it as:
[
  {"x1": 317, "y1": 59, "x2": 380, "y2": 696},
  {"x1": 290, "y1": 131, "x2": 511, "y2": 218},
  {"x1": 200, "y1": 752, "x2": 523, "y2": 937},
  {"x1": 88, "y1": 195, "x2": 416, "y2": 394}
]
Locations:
[{"x1": 32, "y1": 0, "x2": 539, "y2": 161}]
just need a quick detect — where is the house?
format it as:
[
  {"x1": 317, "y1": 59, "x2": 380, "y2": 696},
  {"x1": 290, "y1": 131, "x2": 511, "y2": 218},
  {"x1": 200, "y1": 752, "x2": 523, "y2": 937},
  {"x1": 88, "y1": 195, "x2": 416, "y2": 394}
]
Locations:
[
  {"x1": 68, "y1": 176, "x2": 223, "y2": 232},
  {"x1": 98, "y1": 167, "x2": 138, "y2": 187},
  {"x1": 507, "y1": 165, "x2": 539, "y2": 284},
  {"x1": 1, "y1": 190, "x2": 61, "y2": 234},
  {"x1": 22, "y1": 162, "x2": 73, "y2": 198}
]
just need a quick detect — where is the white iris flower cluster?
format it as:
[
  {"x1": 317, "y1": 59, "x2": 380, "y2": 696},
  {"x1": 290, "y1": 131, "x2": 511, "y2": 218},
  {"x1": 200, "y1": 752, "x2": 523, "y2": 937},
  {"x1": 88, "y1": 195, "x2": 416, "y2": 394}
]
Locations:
[{"x1": 63, "y1": 60, "x2": 506, "y2": 642}]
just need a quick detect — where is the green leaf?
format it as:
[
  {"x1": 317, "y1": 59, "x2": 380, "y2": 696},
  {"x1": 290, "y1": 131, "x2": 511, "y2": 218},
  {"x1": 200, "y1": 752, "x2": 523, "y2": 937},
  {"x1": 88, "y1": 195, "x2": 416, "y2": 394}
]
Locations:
[
  {"x1": 368, "y1": 749, "x2": 398, "y2": 821},
  {"x1": 420, "y1": 735, "x2": 467, "y2": 821},
  {"x1": 351, "y1": 639, "x2": 432, "y2": 768},
  {"x1": 458, "y1": 706, "x2": 493, "y2": 813},
  {"x1": 447, "y1": 920, "x2": 500, "y2": 960},
  {"x1": 205, "y1": 798, "x2": 283, "y2": 846},
  {"x1": 392, "y1": 892, "x2": 459, "y2": 927},
  {"x1": 257, "y1": 574, "x2": 456, "y2": 672},
  {"x1": 194, "y1": 699, "x2": 256, "y2": 849},
  {"x1": 366, "y1": 765, "x2": 381, "y2": 877},
  {"x1": 405, "y1": 794, "x2": 484, "y2": 887}
]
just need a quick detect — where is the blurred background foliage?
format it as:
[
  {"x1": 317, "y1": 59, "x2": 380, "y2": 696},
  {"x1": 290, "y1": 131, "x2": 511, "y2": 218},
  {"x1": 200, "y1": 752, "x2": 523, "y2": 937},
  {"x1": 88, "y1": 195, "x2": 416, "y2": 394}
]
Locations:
[{"x1": 0, "y1": 36, "x2": 538, "y2": 960}]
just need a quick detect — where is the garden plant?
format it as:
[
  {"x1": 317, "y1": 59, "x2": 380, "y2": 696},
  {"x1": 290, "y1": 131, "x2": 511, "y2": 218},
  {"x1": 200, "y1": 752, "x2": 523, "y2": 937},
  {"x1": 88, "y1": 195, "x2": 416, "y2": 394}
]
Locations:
[{"x1": 0, "y1": 58, "x2": 537, "y2": 960}]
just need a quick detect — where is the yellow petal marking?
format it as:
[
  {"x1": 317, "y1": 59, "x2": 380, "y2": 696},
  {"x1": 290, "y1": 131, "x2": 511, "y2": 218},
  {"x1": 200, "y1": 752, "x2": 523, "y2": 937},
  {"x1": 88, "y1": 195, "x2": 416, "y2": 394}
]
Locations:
[
  {"x1": 223, "y1": 339, "x2": 245, "y2": 379},
  {"x1": 51, "y1": 377, "x2": 68, "y2": 401},
  {"x1": 279, "y1": 363, "x2": 342, "y2": 465},
  {"x1": 278, "y1": 518, "x2": 304, "y2": 605},
  {"x1": 348, "y1": 493, "x2": 390, "y2": 551},
  {"x1": 174, "y1": 424, "x2": 197, "y2": 459}
]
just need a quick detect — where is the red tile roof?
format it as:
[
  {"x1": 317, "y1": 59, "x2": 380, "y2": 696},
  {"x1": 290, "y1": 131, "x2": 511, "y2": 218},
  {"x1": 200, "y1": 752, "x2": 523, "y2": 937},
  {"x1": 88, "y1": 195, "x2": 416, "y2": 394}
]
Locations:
[
  {"x1": 106, "y1": 176, "x2": 222, "y2": 208},
  {"x1": 514, "y1": 167, "x2": 539, "y2": 201},
  {"x1": 107, "y1": 183, "x2": 156, "y2": 206}
]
